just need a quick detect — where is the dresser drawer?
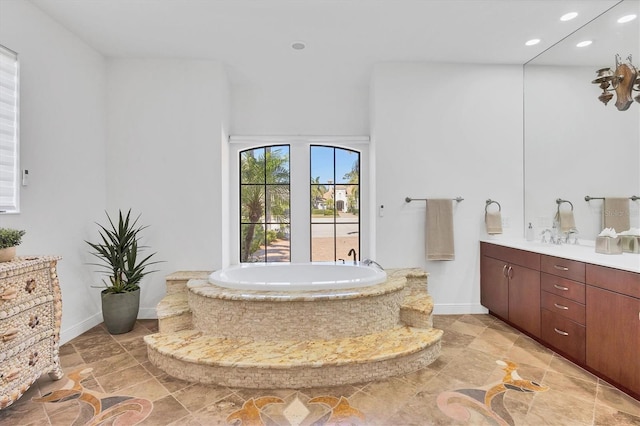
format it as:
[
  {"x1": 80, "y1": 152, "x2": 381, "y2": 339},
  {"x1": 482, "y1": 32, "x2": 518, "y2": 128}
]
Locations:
[
  {"x1": 0, "y1": 337, "x2": 56, "y2": 408},
  {"x1": 481, "y1": 242, "x2": 540, "y2": 270},
  {"x1": 541, "y1": 255, "x2": 585, "y2": 282},
  {"x1": 586, "y1": 264, "x2": 640, "y2": 298},
  {"x1": 0, "y1": 301, "x2": 55, "y2": 353},
  {"x1": 541, "y1": 272, "x2": 585, "y2": 304},
  {"x1": 541, "y1": 291, "x2": 585, "y2": 325},
  {"x1": 0, "y1": 267, "x2": 55, "y2": 317},
  {"x1": 541, "y1": 309, "x2": 585, "y2": 364}
]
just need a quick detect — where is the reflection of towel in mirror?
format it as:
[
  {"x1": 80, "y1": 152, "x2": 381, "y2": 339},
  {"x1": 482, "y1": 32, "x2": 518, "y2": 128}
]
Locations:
[
  {"x1": 485, "y1": 211, "x2": 502, "y2": 235},
  {"x1": 555, "y1": 210, "x2": 576, "y2": 233},
  {"x1": 603, "y1": 198, "x2": 630, "y2": 233},
  {"x1": 426, "y1": 199, "x2": 455, "y2": 261}
]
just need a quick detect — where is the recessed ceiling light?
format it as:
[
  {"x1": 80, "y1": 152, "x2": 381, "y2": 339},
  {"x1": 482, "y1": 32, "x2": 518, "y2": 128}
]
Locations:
[
  {"x1": 617, "y1": 14, "x2": 637, "y2": 23},
  {"x1": 525, "y1": 39, "x2": 541, "y2": 46},
  {"x1": 560, "y1": 12, "x2": 578, "y2": 21},
  {"x1": 291, "y1": 41, "x2": 306, "y2": 50},
  {"x1": 576, "y1": 40, "x2": 593, "y2": 47}
]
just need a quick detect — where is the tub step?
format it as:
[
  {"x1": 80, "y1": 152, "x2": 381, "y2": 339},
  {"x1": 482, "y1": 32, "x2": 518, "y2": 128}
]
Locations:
[
  {"x1": 157, "y1": 293, "x2": 191, "y2": 333},
  {"x1": 144, "y1": 326, "x2": 443, "y2": 388},
  {"x1": 400, "y1": 293, "x2": 434, "y2": 329},
  {"x1": 165, "y1": 271, "x2": 211, "y2": 295}
]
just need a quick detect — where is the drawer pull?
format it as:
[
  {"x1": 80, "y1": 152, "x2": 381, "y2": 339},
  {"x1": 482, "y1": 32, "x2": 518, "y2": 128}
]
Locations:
[
  {"x1": 553, "y1": 284, "x2": 569, "y2": 291},
  {"x1": 0, "y1": 289, "x2": 18, "y2": 300},
  {"x1": 25, "y1": 279, "x2": 36, "y2": 293},
  {"x1": 554, "y1": 328, "x2": 569, "y2": 336},
  {"x1": 553, "y1": 265, "x2": 569, "y2": 271},
  {"x1": 1, "y1": 328, "x2": 20, "y2": 342},
  {"x1": 502, "y1": 265, "x2": 508, "y2": 277},
  {"x1": 554, "y1": 303, "x2": 569, "y2": 310}
]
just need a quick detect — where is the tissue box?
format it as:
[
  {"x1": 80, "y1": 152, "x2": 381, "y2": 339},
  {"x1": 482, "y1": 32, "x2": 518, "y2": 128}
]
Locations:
[
  {"x1": 620, "y1": 235, "x2": 640, "y2": 253},
  {"x1": 595, "y1": 236, "x2": 622, "y2": 254}
]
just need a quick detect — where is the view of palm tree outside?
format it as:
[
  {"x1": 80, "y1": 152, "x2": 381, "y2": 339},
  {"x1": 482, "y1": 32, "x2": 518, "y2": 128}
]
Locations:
[
  {"x1": 240, "y1": 145, "x2": 290, "y2": 262},
  {"x1": 239, "y1": 145, "x2": 360, "y2": 263},
  {"x1": 310, "y1": 146, "x2": 360, "y2": 261}
]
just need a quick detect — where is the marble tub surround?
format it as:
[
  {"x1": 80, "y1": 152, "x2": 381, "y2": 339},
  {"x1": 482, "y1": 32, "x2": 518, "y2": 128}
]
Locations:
[{"x1": 145, "y1": 268, "x2": 443, "y2": 388}]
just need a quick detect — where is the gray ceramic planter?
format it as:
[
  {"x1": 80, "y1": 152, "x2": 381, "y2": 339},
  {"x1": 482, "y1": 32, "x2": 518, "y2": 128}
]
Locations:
[{"x1": 101, "y1": 288, "x2": 140, "y2": 334}]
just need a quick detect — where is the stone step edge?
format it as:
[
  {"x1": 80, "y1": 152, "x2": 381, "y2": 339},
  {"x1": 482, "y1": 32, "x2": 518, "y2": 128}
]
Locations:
[
  {"x1": 157, "y1": 293, "x2": 190, "y2": 319},
  {"x1": 400, "y1": 293, "x2": 434, "y2": 315},
  {"x1": 144, "y1": 326, "x2": 443, "y2": 370}
]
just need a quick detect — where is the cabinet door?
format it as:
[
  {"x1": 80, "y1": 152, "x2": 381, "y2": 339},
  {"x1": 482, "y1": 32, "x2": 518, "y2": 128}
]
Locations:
[
  {"x1": 480, "y1": 255, "x2": 509, "y2": 319},
  {"x1": 508, "y1": 264, "x2": 541, "y2": 337},
  {"x1": 586, "y1": 285, "x2": 640, "y2": 395}
]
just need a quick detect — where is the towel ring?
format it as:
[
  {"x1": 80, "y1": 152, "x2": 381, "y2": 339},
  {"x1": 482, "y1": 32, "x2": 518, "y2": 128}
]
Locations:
[
  {"x1": 485, "y1": 199, "x2": 501, "y2": 212},
  {"x1": 556, "y1": 198, "x2": 574, "y2": 212}
]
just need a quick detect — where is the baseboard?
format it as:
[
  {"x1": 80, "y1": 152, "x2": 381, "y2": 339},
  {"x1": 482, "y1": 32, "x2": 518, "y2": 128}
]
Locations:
[
  {"x1": 60, "y1": 313, "x2": 103, "y2": 345},
  {"x1": 433, "y1": 303, "x2": 488, "y2": 315},
  {"x1": 138, "y1": 307, "x2": 158, "y2": 319}
]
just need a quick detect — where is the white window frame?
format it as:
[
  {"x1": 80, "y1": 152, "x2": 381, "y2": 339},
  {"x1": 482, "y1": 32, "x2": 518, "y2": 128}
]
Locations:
[
  {"x1": 0, "y1": 45, "x2": 19, "y2": 214},
  {"x1": 229, "y1": 136, "x2": 370, "y2": 265}
]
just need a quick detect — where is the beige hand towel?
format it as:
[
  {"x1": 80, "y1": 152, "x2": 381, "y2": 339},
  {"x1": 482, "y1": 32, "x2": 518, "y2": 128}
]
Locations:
[
  {"x1": 555, "y1": 210, "x2": 576, "y2": 233},
  {"x1": 485, "y1": 211, "x2": 502, "y2": 235},
  {"x1": 603, "y1": 198, "x2": 630, "y2": 232},
  {"x1": 426, "y1": 199, "x2": 455, "y2": 261}
]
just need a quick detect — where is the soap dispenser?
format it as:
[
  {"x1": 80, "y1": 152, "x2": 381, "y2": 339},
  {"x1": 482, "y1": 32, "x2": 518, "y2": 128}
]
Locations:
[{"x1": 526, "y1": 222, "x2": 534, "y2": 241}]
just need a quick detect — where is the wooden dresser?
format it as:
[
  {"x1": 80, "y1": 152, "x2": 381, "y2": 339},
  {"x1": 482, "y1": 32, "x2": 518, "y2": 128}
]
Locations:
[{"x1": 0, "y1": 257, "x2": 63, "y2": 409}]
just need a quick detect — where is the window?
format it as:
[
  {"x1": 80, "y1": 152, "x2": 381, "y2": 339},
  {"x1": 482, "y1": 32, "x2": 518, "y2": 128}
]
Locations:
[
  {"x1": 0, "y1": 45, "x2": 19, "y2": 213},
  {"x1": 310, "y1": 146, "x2": 360, "y2": 261},
  {"x1": 239, "y1": 145, "x2": 290, "y2": 262}
]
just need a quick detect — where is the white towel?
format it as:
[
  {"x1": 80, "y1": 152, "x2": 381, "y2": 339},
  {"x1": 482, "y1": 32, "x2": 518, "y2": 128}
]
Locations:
[
  {"x1": 426, "y1": 199, "x2": 455, "y2": 261},
  {"x1": 485, "y1": 211, "x2": 503, "y2": 235},
  {"x1": 603, "y1": 198, "x2": 630, "y2": 233}
]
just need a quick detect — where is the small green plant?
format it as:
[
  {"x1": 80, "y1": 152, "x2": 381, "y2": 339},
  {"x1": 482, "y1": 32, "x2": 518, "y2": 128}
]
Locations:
[
  {"x1": 0, "y1": 228, "x2": 25, "y2": 249},
  {"x1": 86, "y1": 209, "x2": 160, "y2": 294}
]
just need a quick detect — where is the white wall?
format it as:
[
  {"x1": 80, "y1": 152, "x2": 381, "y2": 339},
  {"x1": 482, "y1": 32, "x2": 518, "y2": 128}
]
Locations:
[
  {"x1": 525, "y1": 65, "x2": 640, "y2": 239},
  {"x1": 106, "y1": 59, "x2": 230, "y2": 317},
  {"x1": 231, "y1": 83, "x2": 369, "y2": 135},
  {"x1": 371, "y1": 63, "x2": 524, "y2": 314},
  {"x1": 0, "y1": 0, "x2": 107, "y2": 343}
]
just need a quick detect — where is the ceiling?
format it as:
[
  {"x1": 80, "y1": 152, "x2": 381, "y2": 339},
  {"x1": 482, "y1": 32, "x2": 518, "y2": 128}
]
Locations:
[{"x1": 26, "y1": 0, "x2": 635, "y2": 86}]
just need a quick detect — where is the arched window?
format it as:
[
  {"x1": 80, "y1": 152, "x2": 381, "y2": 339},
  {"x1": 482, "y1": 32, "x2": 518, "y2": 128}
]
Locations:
[{"x1": 310, "y1": 146, "x2": 360, "y2": 261}]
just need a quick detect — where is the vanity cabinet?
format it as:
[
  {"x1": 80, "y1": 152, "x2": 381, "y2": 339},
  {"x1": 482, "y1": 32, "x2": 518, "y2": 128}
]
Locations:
[
  {"x1": 480, "y1": 243, "x2": 541, "y2": 337},
  {"x1": 585, "y1": 265, "x2": 640, "y2": 396},
  {"x1": 540, "y1": 255, "x2": 586, "y2": 364},
  {"x1": 480, "y1": 241, "x2": 640, "y2": 399}
]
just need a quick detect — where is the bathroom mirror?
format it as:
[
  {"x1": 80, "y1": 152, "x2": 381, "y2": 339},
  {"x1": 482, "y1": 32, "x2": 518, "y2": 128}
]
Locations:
[{"x1": 524, "y1": 0, "x2": 640, "y2": 241}]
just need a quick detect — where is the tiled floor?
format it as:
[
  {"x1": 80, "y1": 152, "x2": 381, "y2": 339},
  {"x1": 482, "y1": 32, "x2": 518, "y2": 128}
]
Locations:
[{"x1": 1, "y1": 314, "x2": 639, "y2": 425}]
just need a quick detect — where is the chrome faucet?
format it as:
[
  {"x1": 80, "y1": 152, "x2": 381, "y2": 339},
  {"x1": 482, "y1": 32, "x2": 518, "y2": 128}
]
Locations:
[
  {"x1": 348, "y1": 248, "x2": 357, "y2": 262},
  {"x1": 540, "y1": 229, "x2": 552, "y2": 243},
  {"x1": 566, "y1": 228, "x2": 579, "y2": 244},
  {"x1": 363, "y1": 258, "x2": 384, "y2": 270}
]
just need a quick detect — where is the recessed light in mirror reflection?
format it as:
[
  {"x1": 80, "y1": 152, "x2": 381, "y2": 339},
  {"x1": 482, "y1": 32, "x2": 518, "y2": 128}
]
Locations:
[
  {"x1": 525, "y1": 39, "x2": 541, "y2": 46},
  {"x1": 576, "y1": 40, "x2": 593, "y2": 47},
  {"x1": 617, "y1": 14, "x2": 637, "y2": 23},
  {"x1": 560, "y1": 12, "x2": 578, "y2": 21}
]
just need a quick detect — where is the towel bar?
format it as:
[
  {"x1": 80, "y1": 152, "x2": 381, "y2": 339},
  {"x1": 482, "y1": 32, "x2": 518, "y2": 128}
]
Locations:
[
  {"x1": 585, "y1": 195, "x2": 640, "y2": 201},
  {"x1": 485, "y1": 199, "x2": 501, "y2": 212},
  {"x1": 405, "y1": 196, "x2": 464, "y2": 203}
]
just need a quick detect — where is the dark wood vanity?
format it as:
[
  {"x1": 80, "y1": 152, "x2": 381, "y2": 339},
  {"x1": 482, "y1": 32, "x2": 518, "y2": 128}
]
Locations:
[{"x1": 480, "y1": 241, "x2": 640, "y2": 400}]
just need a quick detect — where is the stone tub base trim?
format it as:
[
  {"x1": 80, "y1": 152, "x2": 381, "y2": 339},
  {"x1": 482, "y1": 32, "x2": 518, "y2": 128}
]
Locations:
[{"x1": 145, "y1": 326, "x2": 442, "y2": 388}]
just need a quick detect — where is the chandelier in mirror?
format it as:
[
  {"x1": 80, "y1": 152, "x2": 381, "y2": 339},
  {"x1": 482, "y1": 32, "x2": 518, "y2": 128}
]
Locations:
[{"x1": 591, "y1": 54, "x2": 640, "y2": 111}]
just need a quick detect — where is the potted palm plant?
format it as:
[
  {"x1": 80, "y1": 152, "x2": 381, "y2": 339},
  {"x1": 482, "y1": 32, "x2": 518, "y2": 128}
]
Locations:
[
  {"x1": 86, "y1": 209, "x2": 160, "y2": 334},
  {"x1": 0, "y1": 228, "x2": 25, "y2": 262}
]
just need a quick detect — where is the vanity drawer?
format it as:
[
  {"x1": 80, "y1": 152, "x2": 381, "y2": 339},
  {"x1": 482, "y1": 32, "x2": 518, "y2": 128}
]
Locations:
[
  {"x1": 541, "y1": 255, "x2": 585, "y2": 282},
  {"x1": 586, "y1": 264, "x2": 640, "y2": 298},
  {"x1": 480, "y1": 242, "x2": 540, "y2": 270},
  {"x1": 541, "y1": 273, "x2": 585, "y2": 304},
  {"x1": 541, "y1": 309, "x2": 585, "y2": 364},
  {"x1": 541, "y1": 291, "x2": 585, "y2": 325}
]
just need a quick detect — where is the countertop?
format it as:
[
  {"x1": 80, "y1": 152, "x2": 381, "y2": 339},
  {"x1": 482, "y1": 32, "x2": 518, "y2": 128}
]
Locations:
[{"x1": 480, "y1": 238, "x2": 640, "y2": 274}]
